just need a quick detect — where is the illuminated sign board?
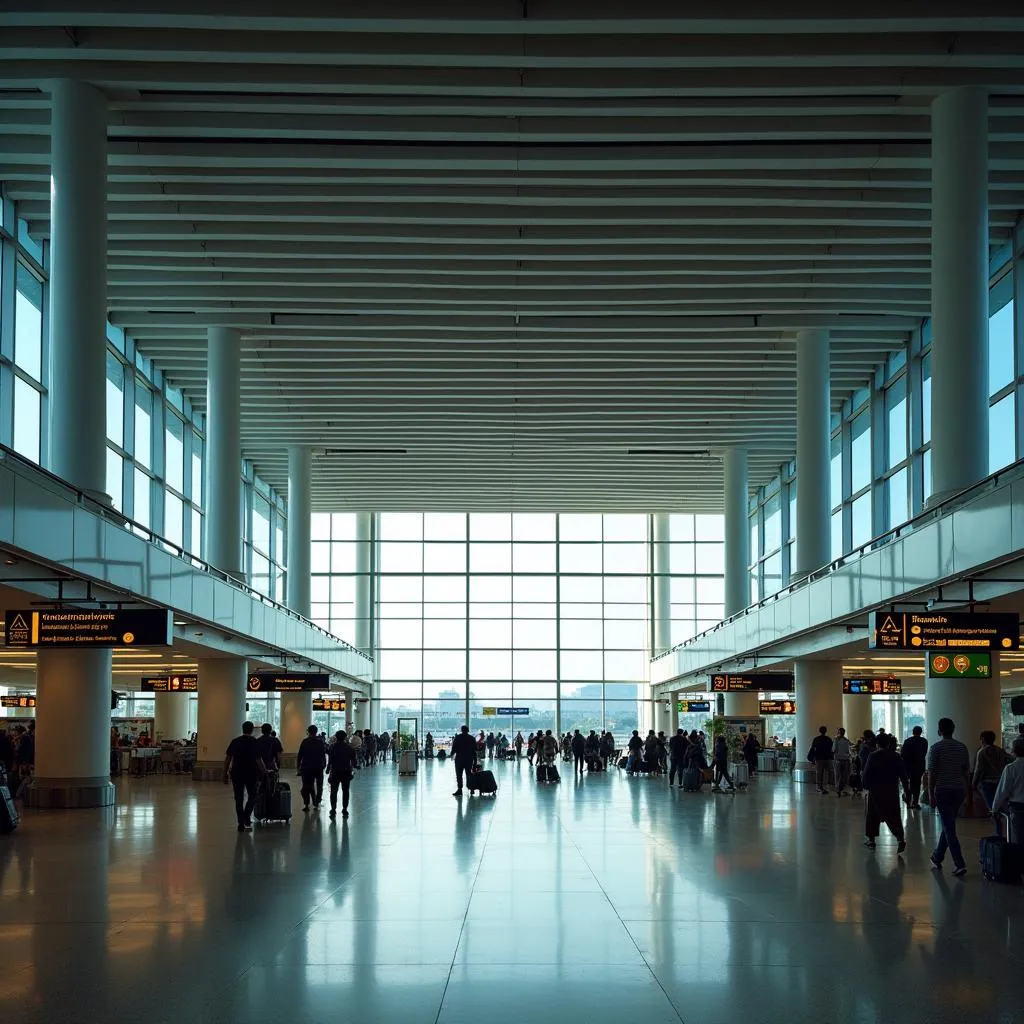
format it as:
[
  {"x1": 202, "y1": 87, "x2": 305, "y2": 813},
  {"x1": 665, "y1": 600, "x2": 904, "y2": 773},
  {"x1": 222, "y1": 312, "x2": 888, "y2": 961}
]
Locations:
[
  {"x1": 4, "y1": 609, "x2": 173, "y2": 649},
  {"x1": 710, "y1": 673, "x2": 794, "y2": 692},
  {"x1": 843, "y1": 678, "x2": 903, "y2": 695},
  {"x1": 1, "y1": 695, "x2": 35, "y2": 708},
  {"x1": 927, "y1": 652, "x2": 992, "y2": 678},
  {"x1": 141, "y1": 675, "x2": 198, "y2": 692},
  {"x1": 759, "y1": 699, "x2": 796, "y2": 715},
  {"x1": 677, "y1": 700, "x2": 711, "y2": 713},
  {"x1": 483, "y1": 706, "x2": 529, "y2": 716},
  {"x1": 869, "y1": 611, "x2": 1018, "y2": 651},
  {"x1": 312, "y1": 697, "x2": 346, "y2": 712},
  {"x1": 247, "y1": 673, "x2": 330, "y2": 692}
]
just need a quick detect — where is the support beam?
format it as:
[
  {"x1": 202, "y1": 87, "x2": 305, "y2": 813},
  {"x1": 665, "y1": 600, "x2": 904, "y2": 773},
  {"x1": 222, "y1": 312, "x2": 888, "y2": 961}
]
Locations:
[{"x1": 794, "y1": 328, "x2": 831, "y2": 576}]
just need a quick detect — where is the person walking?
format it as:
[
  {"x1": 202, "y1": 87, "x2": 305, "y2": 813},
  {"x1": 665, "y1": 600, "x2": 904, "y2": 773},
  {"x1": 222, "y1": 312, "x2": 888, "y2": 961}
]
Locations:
[
  {"x1": 349, "y1": 727, "x2": 363, "y2": 765},
  {"x1": 571, "y1": 729, "x2": 586, "y2": 777},
  {"x1": 973, "y1": 730, "x2": 1012, "y2": 811},
  {"x1": 807, "y1": 725, "x2": 835, "y2": 794},
  {"x1": 927, "y1": 717, "x2": 972, "y2": 876},
  {"x1": 255, "y1": 722, "x2": 283, "y2": 773},
  {"x1": 626, "y1": 730, "x2": 643, "y2": 774},
  {"x1": 900, "y1": 726, "x2": 928, "y2": 809},
  {"x1": 542, "y1": 729, "x2": 559, "y2": 767},
  {"x1": 992, "y1": 736, "x2": 1024, "y2": 846},
  {"x1": 743, "y1": 733, "x2": 760, "y2": 777},
  {"x1": 584, "y1": 730, "x2": 600, "y2": 772},
  {"x1": 834, "y1": 727, "x2": 853, "y2": 797},
  {"x1": 486, "y1": 732, "x2": 496, "y2": 760},
  {"x1": 451, "y1": 725, "x2": 477, "y2": 797},
  {"x1": 514, "y1": 731, "x2": 524, "y2": 759},
  {"x1": 863, "y1": 733, "x2": 909, "y2": 854},
  {"x1": 668, "y1": 728, "x2": 689, "y2": 788},
  {"x1": 326, "y1": 730, "x2": 358, "y2": 819},
  {"x1": 222, "y1": 721, "x2": 264, "y2": 832},
  {"x1": 297, "y1": 724, "x2": 327, "y2": 812},
  {"x1": 425, "y1": 731, "x2": 434, "y2": 758},
  {"x1": 712, "y1": 734, "x2": 735, "y2": 792}
]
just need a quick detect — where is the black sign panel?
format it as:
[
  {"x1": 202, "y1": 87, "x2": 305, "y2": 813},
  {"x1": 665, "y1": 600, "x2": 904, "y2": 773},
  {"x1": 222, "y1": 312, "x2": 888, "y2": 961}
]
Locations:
[
  {"x1": 678, "y1": 700, "x2": 711, "y2": 713},
  {"x1": 869, "y1": 611, "x2": 1019, "y2": 651},
  {"x1": 247, "y1": 673, "x2": 330, "y2": 693},
  {"x1": 1, "y1": 695, "x2": 35, "y2": 708},
  {"x1": 312, "y1": 697, "x2": 346, "y2": 712},
  {"x1": 141, "y1": 675, "x2": 198, "y2": 693},
  {"x1": 759, "y1": 699, "x2": 796, "y2": 715},
  {"x1": 4, "y1": 608, "x2": 173, "y2": 649},
  {"x1": 843, "y1": 678, "x2": 903, "y2": 695},
  {"x1": 710, "y1": 673, "x2": 795, "y2": 692}
]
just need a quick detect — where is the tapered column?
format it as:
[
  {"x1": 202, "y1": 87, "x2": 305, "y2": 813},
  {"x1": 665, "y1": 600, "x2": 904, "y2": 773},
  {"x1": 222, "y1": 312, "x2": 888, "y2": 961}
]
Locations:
[
  {"x1": 842, "y1": 693, "x2": 873, "y2": 743},
  {"x1": 930, "y1": 87, "x2": 990, "y2": 504},
  {"x1": 724, "y1": 692, "x2": 760, "y2": 716},
  {"x1": 925, "y1": 653, "x2": 1001, "y2": 773},
  {"x1": 355, "y1": 512, "x2": 374, "y2": 727},
  {"x1": 192, "y1": 658, "x2": 247, "y2": 780},
  {"x1": 723, "y1": 448, "x2": 750, "y2": 617},
  {"x1": 669, "y1": 693, "x2": 679, "y2": 734},
  {"x1": 154, "y1": 692, "x2": 190, "y2": 743},
  {"x1": 793, "y1": 328, "x2": 831, "y2": 577},
  {"x1": 29, "y1": 81, "x2": 114, "y2": 809},
  {"x1": 281, "y1": 445, "x2": 313, "y2": 756},
  {"x1": 205, "y1": 326, "x2": 243, "y2": 578},
  {"x1": 652, "y1": 513, "x2": 672, "y2": 655},
  {"x1": 794, "y1": 660, "x2": 843, "y2": 773}
]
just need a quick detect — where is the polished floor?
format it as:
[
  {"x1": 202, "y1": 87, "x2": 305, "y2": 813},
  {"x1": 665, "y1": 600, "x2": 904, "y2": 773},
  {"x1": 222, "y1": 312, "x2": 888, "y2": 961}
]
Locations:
[{"x1": 1, "y1": 758, "x2": 1021, "y2": 1024}]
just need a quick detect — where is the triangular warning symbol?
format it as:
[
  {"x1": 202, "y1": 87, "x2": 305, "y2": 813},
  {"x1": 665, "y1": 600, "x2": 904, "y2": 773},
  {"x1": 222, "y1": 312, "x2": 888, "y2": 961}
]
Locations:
[
  {"x1": 10, "y1": 614, "x2": 28, "y2": 631},
  {"x1": 879, "y1": 615, "x2": 900, "y2": 634}
]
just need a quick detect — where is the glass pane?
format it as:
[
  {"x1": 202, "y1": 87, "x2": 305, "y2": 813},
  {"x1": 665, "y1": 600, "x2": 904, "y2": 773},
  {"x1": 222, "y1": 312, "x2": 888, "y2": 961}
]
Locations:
[
  {"x1": 989, "y1": 300, "x2": 1015, "y2": 396},
  {"x1": 763, "y1": 552, "x2": 782, "y2": 597},
  {"x1": 252, "y1": 494, "x2": 271, "y2": 554},
  {"x1": 694, "y1": 515, "x2": 724, "y2": 541},
  {"x1": 603, "y1": 543, "x2": 647, "y2": 574},
  {"x1": 191, "y1": 508, "x2": 202, "y2": 557},
  {"x1": 165, "y1": 412, "x2": 184, "y2": 492},
  {"x1": 106, "y1": 351, "x2": 124, "y2": 446},
  {"x1": 469, "y1": 513, "x2": 511, "y2": 540},
  {"x1": 106, "y1": 448, "x2": 123, "y2": 511},
  {"x1": 191, "y1": 435, "x2": 203, "y2": 506},
  {"x1": 424, "y1": 542, "x2": 466, "y2": 573},
  {"x1": 763, "y1": 494, "x2": 781, "y2": 553},
  {"x1": 923, "y1": 448, "x2": 933, "y2": 506},
  {"x1": 134, "y1": 383, "x2": 152, "y2": 469},
  {"x1": 380, "y1": 512, "x2": 423, "y2": 540},
  {"x1": 12, "y1": 377, "x2": 40, "y2": 463},
  {"x1": 558, "y1": 514, "x2": 602, "y2": 541},
  {"x1": 424, "y1": 512, "x2": 466, "y2": 540},
  {"x1": 922, "y1": 354, "x2": 932, "y2": 446},
  {"x1": 851, "y1": 491, "x2": 872, "y2": 548},
  {"x1": 887, "y1": 468, "x2": 908, "y2": 530},
  {"x1": 512, "y1": 513, "x2": 556, "y2": 540},
  {"x1": 133, "y1": 469, "x2": 151, "y2": 527},
  {"x1": 989, "y1": 394, "x2": 1015, "y2": 473},
  {"x1": 603, "y1": 514, "x2": 647, "y2": 541},
  {"x1": 850, "y1": 409, "x2": 871, "y2": 493},
  {"x1": 830, "y1": 509, "x2": 843, "y2": 560},
  {"x1": 830, "y1": 432, "x2": 843, "y2": 510},
  {"x1": 469, "y1": 543, "x2": 512, "y2": 573},
  {"x1": 164, "y1": 492, "x2": 183, "y2": 547},
  {"x1": 14, "y1": 263, "x2": 43, "y2": 381},
  {"x1": 886, "y1": 377, "x2": 907, "y2": 469}
]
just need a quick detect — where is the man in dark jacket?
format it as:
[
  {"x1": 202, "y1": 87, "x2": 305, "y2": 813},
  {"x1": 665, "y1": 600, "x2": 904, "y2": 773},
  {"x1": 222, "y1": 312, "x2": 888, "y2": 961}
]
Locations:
[
  {"x1": 326, "y1": 730, "x2": 358, "y2": 819},
  {"x1": 297, "y1": 725, "x2": 327, "y2": 812},
  {"x1": 863, "y1": 733, "x2": 909, "y2": 853},
  {"x1": 668, "y1": 728, "x2": 689, "y2": 788},
  {"x1": 451, "y1": 725, "x2": 477, "y2": 797},
  {"x1": 900, "y1": 726, "x2": 928, "y2": 809},
  {"x1": 713, "y1": 735, "x2": 735, "y2": 792},
  {"x1": 571, "y1": 729, "x2": 586, "y2": 777},
  {"x1": 808, "y1": 726, "x2": 835, "y2": 794}
]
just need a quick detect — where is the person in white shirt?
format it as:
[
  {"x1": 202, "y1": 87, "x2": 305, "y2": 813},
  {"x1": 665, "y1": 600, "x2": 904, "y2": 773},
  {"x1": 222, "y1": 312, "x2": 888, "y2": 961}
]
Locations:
[
  {"x1": 991, "y1": 736, "x2": 1024, "y2": 844},
  {"x1": 834, "y1": 727, "x2": 854, "y2": 797}
]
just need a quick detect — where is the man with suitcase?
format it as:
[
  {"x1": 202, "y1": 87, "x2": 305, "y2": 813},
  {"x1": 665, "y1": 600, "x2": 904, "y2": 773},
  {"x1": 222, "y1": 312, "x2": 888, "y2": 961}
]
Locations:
[
  {"x1": 992, "y1": 736, "x2": 1024, "y2": 851},
  {"x1": 451, "y1": 725, "x2": 477, "y2": 797},
  {"x1": 223, "y1": 721, "x2": 264, "y2": 832}
]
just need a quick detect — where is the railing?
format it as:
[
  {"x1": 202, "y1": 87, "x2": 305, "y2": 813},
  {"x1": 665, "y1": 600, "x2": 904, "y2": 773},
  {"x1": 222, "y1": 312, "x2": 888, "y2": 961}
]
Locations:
[
  {"x1": 653, "y1": 456, "x2": 1024, "y2": 663},
  {"x1": 0, "y1": 443, "x2": 372, "y2": 662}
]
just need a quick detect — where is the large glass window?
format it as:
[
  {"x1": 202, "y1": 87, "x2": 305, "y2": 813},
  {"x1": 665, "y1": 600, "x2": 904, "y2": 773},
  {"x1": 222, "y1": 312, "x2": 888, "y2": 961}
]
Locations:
[
  {"x1": 14, "y1": 263, "x2": 43, "y2": 381},
  {"x1": 989, "y1": 393, "x2": 1015, "y2": 473},
  {"x1": 989, "y1": 299, "x2": 1015, "y2": 397},
  {"x1": 165, "y1": 412, "x2": 184, "y2": 492},
  {"x1": 850, "y1": 409, "x2": 871, "y2": 493},
  {"x1": 12, "y1": 376, "x2": 40, "y2": 462},
  {"x1": 134, "y1": 383, "x2": 152, "y2": 470},
  {"x1": 105, "y1": 352, "x2": 124, "y2": 446}
]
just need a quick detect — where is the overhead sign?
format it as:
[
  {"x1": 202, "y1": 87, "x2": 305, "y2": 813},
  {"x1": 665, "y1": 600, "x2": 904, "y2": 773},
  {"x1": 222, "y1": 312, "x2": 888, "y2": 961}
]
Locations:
[
  {"x1": 678, "y1": 700, "x2": 711, "y2": 714},
  {"x1": 710, "y1": 673, "x2": 794, "y2": 692},
  {"x1": 759, "y1": 699, "x2": 796, "y2": 715},
  {"x1": 312, "y1": 697, "x2": 346, "y2": 711},
  {"x1": 843, "y1": 678, "x2": 903, "y2": 695},
  {"x1": 4, "y1": 609, "x2": 173, "y2": 649},
  {"x1": 247, "y1": 673, "x2": 330, "y2": 692},
  {"x1": 1, "y1": 695, "x2": 35, "y2": 708},
  {"x1": 141, "y1": 675, "x2": 198, "y2": 692},
  {"x1": 869, "y1": 611, "x2": 1018, "y2": 650},
  {"x1": 483, "y1": 706, "x2": 529, "y2": 716},
  {"x1": 928, "y1": 652, "x2": 992, "y2": 678}
]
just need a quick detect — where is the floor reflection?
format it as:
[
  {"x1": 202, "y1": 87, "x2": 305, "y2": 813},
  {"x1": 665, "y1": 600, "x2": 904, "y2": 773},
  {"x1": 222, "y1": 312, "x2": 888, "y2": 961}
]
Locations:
[{"x1": 0, "y1": 763, "x2": 1020, "y2": 1023}]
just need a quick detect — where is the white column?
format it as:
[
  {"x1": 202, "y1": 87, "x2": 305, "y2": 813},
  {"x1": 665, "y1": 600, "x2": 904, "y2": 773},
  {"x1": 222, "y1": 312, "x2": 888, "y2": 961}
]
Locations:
[
  {"x1": 724, "y1": 692, "x2": 760, "y2": 716},
  {"x1": 842, "y1": 693, "x2": 874, "y2": 742},
  {"x1": 192, "y1": 658, "x2": 247, "y2": 780},
  {"x1": 723, "y1": 447, "x2": 750, "y2": 617},
  {"x1": 29, "y1": 82, "x2": 114, "y2": 810},
  {"x1": 652, "y1": 513, "x2": 672, "y2": 655},
  {"x1": 653, "y1": 699, "x2": 669, "y2": 734},
  {"x1": 793, "y1": 328, "x2": 831, "y2": 577},
  {"x1": 354, "y1": 511, "x2": 374, "y2": 728},
  {"x1": 669, "y1": 693, "x2": 679, "y2": 734},
  {"x1": 154, "y1": 692, "x2": 190, "y2": 743},
  {"x1": 930, "y1": 87, "x2": 990, "y2": 504},
  {"x1": 29, "y1": 650, "x2": 114, "y2": 807},
  {"x1": 343, "y1": 689, "x2": 353, "y2": 733},
  {"x1": 925, "y1": 653, "x2": 1001, "y2": 772},
  {"x1": 205, "y1": 326, "x2": 243, "y2": 578},
  {"x1": 281, "y1": 444, "x2": 313, "y2": 755},
  {"x1": 794, "y1": 660, "x2": 843, "y2": 770}
]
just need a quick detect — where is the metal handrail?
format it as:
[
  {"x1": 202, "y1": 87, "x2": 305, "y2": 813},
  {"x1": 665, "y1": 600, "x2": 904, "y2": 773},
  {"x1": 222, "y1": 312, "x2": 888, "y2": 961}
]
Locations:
[
  {"x1": 653, "y1": 455, "x2": 1024, "y2": 662},
  {"x1": 0, "y1": 443, "x2": 372, "y2": 662}
]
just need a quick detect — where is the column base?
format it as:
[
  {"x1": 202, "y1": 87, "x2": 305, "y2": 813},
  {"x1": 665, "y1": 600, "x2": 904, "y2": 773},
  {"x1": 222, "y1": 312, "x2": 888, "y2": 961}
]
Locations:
[
  {"x1": 25, "y1": 777, "x2": 115, "y2": 809},
  {"x1": 793, "y1": 764, "x2": 816, "y2": 784},
  {"x1": 192, "y1": 760, "x2": 226, "y2": 782}
]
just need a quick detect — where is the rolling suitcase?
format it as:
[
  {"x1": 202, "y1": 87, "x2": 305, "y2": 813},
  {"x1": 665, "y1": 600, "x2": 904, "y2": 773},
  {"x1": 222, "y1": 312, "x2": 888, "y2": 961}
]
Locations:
[
  {"x1": 682, "y1": 767, "x2": 702, "y2": 792},
  {"x1": 733, "y1": 763, "x2": 750, "y2": 788},
  {"x1": 980, "y1": 830, "x2": 1021, "y2": 883},
  {"x1": 536, "y1": 763, "x2": 549, "y2": 783},
  {"x1": 469, "y1": 768, "x2": 497, "y2": 796},
  {"x1": 0, "y1": 780, "x2": 18, "y2": 835},
  {"x1": 547, "y1": 764, "x2": 560, "y2": 783},
  {"x1": 617, "y1": 756, "x2": 629, "y2": 770},
  {"x1": 255, "y1": 778, "x2": 292, "y2": 823}
]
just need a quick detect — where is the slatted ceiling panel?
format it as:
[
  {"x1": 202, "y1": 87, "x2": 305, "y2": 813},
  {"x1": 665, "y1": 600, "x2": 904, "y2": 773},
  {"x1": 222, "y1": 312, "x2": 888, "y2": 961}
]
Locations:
[{"x1": 2, "y1": 7, "x2": 1023, "y2": 511}]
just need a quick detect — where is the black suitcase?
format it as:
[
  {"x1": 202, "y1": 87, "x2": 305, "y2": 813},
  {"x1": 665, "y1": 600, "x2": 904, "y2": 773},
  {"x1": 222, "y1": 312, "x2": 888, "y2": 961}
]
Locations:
[
  {"x1": 980, "y1": 835, "x2": 1020, "y2": 883},
  {"x1": 617, "y1": 756, "x2": 629, "y2": 769},
  {"x1": 255, "y1": 779, "x2": 292, "y2": 823},
  {"x1": 469, "y1": 769, "x2": 497, "y2": 796},
  {"x1": 0, "y1": 783, "x2": 19, "y2": 835},
  {"x1": 682, "y1": 767, "x2": 702, "y2": 792}
]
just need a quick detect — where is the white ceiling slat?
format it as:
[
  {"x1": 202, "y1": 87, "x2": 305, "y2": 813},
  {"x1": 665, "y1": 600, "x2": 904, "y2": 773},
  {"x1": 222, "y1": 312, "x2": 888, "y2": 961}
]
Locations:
[{"x1": 2, "y1": 9, "x2": 1022, "y2": 508}]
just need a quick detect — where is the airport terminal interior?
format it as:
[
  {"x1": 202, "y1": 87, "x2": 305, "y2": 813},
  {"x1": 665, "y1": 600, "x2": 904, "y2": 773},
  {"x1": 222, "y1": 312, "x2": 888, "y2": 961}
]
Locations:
[{"x1": 2, "y1": 5, "x2": 1024, "y2": 1023}]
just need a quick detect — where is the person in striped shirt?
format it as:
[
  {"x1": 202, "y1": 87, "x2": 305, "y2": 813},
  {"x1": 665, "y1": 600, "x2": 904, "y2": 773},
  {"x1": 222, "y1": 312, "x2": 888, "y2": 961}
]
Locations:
[{"x1": 927, "y1": 717, "x2": 972, "y2": 877}]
